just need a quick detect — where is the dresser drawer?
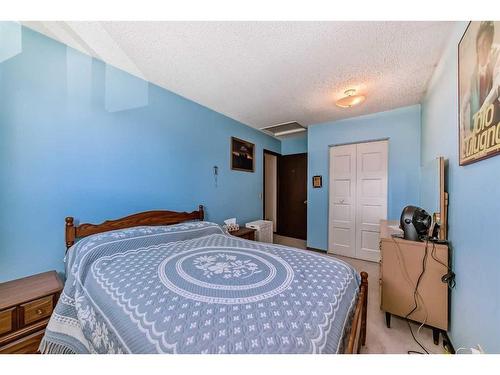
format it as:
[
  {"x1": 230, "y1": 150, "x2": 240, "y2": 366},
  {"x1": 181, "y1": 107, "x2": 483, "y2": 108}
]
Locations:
[
  {"x1": 21, "y1": 296, "x2": 54, "y2": 326},
  {"x1": 0, "y1": 308, "x2": 16, "y2": 336},
  {"x1": 0, "y1": 330, "x2": 45, "y2": 354}
]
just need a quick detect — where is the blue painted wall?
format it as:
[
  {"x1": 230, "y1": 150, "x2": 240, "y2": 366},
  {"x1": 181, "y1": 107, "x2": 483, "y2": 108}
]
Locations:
[
  {"x1": 421, "y1": 22, "x2": 500, "y2": 353},
  {"x1": 281, "y1": 133, "x2": 307, "y2": 155},
  {"x1": 307, "y1": 105, "x2": 421, "y2": 250},
  {"x1": 0, "y1": 25, "x2": 280, "y2": 283}
]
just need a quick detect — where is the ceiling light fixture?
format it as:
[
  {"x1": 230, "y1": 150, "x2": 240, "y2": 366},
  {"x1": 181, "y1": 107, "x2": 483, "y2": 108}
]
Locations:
[{"x1": 335, "y1": 89, "x2": 366, "y2": 108}]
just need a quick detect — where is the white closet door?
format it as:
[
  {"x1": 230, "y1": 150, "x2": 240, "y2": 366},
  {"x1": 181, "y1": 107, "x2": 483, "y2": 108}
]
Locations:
[
  {"x1": 328, "y1": 144, "x2": 356, "y2": 258},
  {"x1": 355, "y1": 140, "x2": 388, "y2": 261}
]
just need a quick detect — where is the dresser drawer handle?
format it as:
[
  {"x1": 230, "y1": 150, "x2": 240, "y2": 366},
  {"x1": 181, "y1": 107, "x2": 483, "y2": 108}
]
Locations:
[{"x1": 36, "y1": 309, "x2": 44, "y2": 315}]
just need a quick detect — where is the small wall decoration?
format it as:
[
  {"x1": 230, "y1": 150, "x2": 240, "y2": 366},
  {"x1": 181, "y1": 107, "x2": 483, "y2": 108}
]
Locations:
[
  {"x1": 312, "y1": 175, "x2": 322, "y2": 188},
  {"x1": 231, "y1": 137, "x2": 255, "y2": 172},
  {"x1": 459, "y1": 21, "x2": 500, "y2": 165}
]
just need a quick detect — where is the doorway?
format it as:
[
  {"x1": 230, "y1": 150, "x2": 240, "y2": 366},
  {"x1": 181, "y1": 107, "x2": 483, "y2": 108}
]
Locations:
[
  {"x1": 328, "y1": 140, "x2": 388, "y2": 262},
  {"x1": 277, "y1": 153, "x2": 308, "y2": 240},
  {"x1": 263, "y1": 150, "x2": 279, "y2": 232},
  {"x1": 263, "y1": 150, "x2": 308, "y2": 241}
]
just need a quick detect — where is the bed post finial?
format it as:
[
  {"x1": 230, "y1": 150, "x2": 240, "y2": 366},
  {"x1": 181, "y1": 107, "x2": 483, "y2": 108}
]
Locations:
[
  {"x1": 360, "y1": 271, "x2": 368, "y2": 285},
  {"x1": 360, "y1": 271, "x2": 368, "y2": 346},
  {"x1": 65, "y1": 216, "x2": 75, "y2": 250},
  {"x1": 199, "y1": 205, "x2": 204, "y2": 221}
]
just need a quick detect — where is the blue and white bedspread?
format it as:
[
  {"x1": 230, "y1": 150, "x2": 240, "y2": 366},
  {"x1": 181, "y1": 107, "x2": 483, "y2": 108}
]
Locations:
[{"x1": 40, "y1": 221, "x2": 360, "y2": 354}]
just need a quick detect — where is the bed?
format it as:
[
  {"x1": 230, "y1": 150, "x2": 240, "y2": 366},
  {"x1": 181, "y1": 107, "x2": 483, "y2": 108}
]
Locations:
[{"x1": 40, "y1": 205, "x2": 368, "y2": 354}]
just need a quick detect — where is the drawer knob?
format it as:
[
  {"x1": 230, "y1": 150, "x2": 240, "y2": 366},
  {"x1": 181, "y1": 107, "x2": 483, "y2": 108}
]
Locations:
[{"x1": 36, "y1": 309, "x2": 43, "y2": 315}]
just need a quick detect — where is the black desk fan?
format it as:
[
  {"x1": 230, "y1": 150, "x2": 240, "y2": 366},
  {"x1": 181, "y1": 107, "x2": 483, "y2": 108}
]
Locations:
[{"x1": 400, "y1": 205, "x2": 432, "y2": 242}]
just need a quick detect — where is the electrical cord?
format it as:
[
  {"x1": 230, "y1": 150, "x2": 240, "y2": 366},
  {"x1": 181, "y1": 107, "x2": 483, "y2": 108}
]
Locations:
[
  {"x1": 404, "y1": 238, "x2": 430, "y2": 354},
  {"x1": 391, "y1": 236, "x2": 418, "y2": 295},
  {"x1": 410, "y1": 238, "x2": 456, "y2": 352},
  {"x1": 408, "y1": 350, "x2": 425, "y2": 355},
  {"x1": 390, "y1": 231, "x2": 456, "y2": 354},
  {"x1": 390, "y1": 234, "x2": 430, "y2": 354},
  {"x1": 430, "y1": 241, "x2": 448, "y2": 268},
  {"x1": 429, "y1": 240, "x2": 456, "y2": 288},
  {"x1": 406, "y1": 322, "x2": 428, "y2": 354},
  {"x1": 416, "y1": 310, "x2": 428, "y2": 346}
]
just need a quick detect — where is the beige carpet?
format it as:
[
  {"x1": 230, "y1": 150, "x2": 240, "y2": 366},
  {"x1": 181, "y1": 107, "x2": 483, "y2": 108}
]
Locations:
[{"x1": 273, "y1": 234, "x2": 446, "y2": 354}]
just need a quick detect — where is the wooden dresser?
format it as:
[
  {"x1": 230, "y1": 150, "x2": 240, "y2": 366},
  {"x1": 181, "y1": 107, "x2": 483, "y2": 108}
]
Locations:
[
  {"x1": 379, "y1": 220, "x2": 449, "y2": 344},
  {"x1": 229, "y1": 227, "x2": 256, "y2": 241},
  {"x1": 0, "y1": 271, "x2": 63, "y2": 354}
]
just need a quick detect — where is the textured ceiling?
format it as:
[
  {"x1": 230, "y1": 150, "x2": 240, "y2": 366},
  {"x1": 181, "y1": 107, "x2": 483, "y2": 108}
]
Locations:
[{"x1": 22, "y1": 21, "x2": 455, "y2": 129}]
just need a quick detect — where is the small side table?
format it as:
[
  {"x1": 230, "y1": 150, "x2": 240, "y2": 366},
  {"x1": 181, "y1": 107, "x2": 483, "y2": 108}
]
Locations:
[{"x1": 229, "y1": 227, "x2": 256, "y2": 241}]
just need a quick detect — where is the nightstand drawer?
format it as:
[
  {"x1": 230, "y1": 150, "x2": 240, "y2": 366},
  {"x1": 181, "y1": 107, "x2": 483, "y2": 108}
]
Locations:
[
  {"x1": 0, "y1": 330, "x2": 45, "y2": 354},
  {"x1": 238, "y1": 232, "x2": 255, "y2": 240},
  {"x1": 229, "y1": 228, "x2": 256, "y2": 241},
  {"x1": 0, "y1": 271, "x2": 63, "y2": 353},
  {"x1": 21, "y1": 296, "x2": 53, "y2": 326},
  {"x1": 0, "y1": 308, "x2": 15, "y2": 336}
]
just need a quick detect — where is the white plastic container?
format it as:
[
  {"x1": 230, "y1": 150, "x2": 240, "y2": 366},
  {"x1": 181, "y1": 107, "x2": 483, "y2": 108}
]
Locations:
[{"x1": 245, "y1": 220, "x2": 273, "y2": 243}]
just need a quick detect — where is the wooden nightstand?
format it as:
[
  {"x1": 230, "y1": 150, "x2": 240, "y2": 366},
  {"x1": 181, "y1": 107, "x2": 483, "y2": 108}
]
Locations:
[
  {"x1": 229, "y1": 227, "x2": 257, "y2": 241},
  {"x1": 0, "y1": 271, "x2": 63, "y2": 354}
]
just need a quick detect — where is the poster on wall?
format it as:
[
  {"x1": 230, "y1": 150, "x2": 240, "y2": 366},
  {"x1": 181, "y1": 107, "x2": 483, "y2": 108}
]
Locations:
[
  {"x1": 231, "y1": 137, "x2": 255, "y2": 172},
  {"x1": 459, "y1": 21, "x2": 500, "y2": 165}
]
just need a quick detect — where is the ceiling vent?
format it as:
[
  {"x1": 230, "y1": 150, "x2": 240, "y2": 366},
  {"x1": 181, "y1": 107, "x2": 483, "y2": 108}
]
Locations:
[{"x1": 260, "y1": 121, "x2": 306, "y2": 137}]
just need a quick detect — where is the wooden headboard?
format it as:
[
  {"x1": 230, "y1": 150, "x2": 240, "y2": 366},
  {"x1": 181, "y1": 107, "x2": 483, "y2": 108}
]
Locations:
[{"x1": 65, "y1": 205, "x2": 204, "y2": 249}]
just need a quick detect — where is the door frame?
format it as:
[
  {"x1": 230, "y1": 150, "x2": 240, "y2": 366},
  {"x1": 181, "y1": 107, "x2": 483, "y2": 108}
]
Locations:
[
  {"x1": 327, "y1": 138, "x2": 389, "y2": 260},
  {"x1": 263, "y1": 149, "x2": 281, "y2": 232}
]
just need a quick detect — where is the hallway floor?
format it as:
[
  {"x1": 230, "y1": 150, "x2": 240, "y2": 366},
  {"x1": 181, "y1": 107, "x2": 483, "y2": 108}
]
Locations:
[{"x1": 273, "y1": 234, "x2": 447, "y2": 354}]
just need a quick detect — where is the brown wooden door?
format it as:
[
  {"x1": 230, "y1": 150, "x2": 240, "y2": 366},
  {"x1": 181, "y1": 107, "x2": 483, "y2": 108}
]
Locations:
[{"x1": 278, "y1": 153, "x2": 307, "y2": 240}]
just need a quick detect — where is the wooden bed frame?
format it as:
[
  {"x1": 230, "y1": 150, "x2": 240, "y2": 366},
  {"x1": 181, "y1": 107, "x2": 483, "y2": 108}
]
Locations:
[
  {"x1": 346, "y1": 271, "x2": 368, "y2": 354},
  {"x1": 64, "y1": 205, "x2": 368, "y2": 354},
  {"x1": 65, "y1": 205, "x2": 205, "y2": 249}
]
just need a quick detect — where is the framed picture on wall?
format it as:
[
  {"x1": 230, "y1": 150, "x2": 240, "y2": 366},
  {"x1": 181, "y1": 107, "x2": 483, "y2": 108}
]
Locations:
[
  {"x1": 231, "y1": 137, "x2": 255, "y2": 172},
  {"x1": 458, "y1": 21, "x2": 500, "y2": 165},
  {"x1": 312, "y1": 175, "x2": 322, "y2": 188}
]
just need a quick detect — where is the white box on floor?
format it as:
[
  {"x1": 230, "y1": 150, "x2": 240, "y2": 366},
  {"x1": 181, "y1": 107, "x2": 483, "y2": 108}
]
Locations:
[{"x1": 245, "y1": 220, "x2": 273, "y2": 243}]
